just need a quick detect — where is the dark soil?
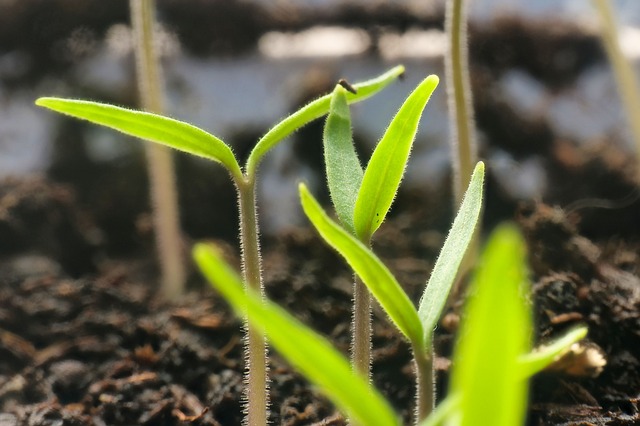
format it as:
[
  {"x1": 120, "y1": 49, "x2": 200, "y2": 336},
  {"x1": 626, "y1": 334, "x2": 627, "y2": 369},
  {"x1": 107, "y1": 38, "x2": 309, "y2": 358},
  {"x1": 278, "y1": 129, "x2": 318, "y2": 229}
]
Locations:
[
  {"x1": 2, "y1": 139, "x2": 640, "y2": 425},
  {"x1": 2, "y1": 3, "x2": 640, "y2": 425}
]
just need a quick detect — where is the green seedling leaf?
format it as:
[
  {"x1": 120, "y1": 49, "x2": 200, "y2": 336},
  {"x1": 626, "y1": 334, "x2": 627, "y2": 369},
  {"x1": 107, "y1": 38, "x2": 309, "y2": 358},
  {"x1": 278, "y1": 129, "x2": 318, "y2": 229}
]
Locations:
[
  {"x1": 246, "y1": 65, "x2": 405, "y2": 177},
  {"x1": 518, "y1": 326, "x2": 588, "y2": 378},
  {"x1": 450, "y1": 224, "x2": 531, "y2": 426},
  {"x1": 418, "y1": 161, "x2": 484, "y2": 346},
  {"x1": 418, "y1": 394, "x2": 460, "y2": 426},
  {"x1": 35, "y1": 98, "x2": 243, "y2": 180},
  {"x1": 299, "y1": 184, "x2": 424, "y2": 348},
  {"x1": 353, "y1": 75, "x2": 439, "y2": 241},
  {"x1": 323, "y1": 85, "x2": 363, "y2": 233},
  {"x1": 193, "y1": 243, "x2": 399, "y2": 426}
]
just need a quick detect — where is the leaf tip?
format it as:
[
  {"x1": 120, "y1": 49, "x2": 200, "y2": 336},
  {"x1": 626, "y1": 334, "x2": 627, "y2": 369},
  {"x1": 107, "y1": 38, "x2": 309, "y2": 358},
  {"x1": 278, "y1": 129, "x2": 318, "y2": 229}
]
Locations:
[
  {"x1": 298, "y1": 182, "x2": 309, "y2": 196},
  {"x1": 34, "y1": 97, "x2": 51, "y2": 108},
  {"x1": 426, "y1": 74, "x2": 440, "y2": 87},
  {"x1": 192, "y1": 242, "x2": 213, "y2": 264}
]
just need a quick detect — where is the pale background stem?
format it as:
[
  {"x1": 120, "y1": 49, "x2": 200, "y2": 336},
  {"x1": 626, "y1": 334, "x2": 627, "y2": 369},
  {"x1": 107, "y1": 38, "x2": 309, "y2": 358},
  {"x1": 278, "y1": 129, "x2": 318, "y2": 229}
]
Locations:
[
  {"x1": 446, "y1": 0, "x2": 478, "y2": 207},
  {"x1": 593, "y1": 0, "x2": 640, "y2": 182},
  {"x1": 445, "y1": 0, "x2": 481, "y2": 299},
  {"x1": 130, "y1": 0, "x2": 185, "y2": 298},
  {"x1": 237, "y1": 178, "x2": 269, "y2": 426}
]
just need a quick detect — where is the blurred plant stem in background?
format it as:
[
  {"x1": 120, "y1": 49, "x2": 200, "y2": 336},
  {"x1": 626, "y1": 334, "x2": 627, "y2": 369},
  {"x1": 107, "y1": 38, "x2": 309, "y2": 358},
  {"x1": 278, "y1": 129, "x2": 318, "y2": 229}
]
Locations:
[
  {"x1": 131, "y1": 0, "x2": 186, "y2": 298},
  {"x1": 592, "y1": 0, "x2": 640, "y2": 183},
  {"x1": 446, "y1": 0, "x2": 478, "y2": 207},
  {"x1": 445, "y1": 0, "x2": 481, "y2": 299}
]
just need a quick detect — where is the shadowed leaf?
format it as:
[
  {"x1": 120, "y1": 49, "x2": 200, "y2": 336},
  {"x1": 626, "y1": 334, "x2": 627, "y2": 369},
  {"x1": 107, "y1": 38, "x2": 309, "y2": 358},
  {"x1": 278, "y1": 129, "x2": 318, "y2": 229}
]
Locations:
[
  {"x1": 418, "y1": 161, "x2": 484, "y2": 346},
  {"x1": 323, "y1": 85, "x2": 363, "y2": 233}
]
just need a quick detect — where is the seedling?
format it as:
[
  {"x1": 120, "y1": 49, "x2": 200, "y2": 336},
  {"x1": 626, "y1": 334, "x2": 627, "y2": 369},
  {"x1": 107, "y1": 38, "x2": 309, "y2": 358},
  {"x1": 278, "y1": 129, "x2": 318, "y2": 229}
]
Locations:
[
  {"x1": 301, "y1": 161, "x2": 485, "y2": 421},
  {"x1": 130, "y1": 0, "x2": 185, "y2": 298},
  {"x1": 322, "y1": 75, "x2": 439, "y2": 379},
  {"x1": 35, "y1": 66, "x2": 404, "y2": 426},
  {"x1": 194, "y1": 223, "x2": 588, "y2": 426}
]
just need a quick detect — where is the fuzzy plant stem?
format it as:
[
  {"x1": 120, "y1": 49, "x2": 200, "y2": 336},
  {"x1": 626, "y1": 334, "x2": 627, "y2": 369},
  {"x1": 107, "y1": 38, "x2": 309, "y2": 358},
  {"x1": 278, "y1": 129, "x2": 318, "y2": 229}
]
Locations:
[
  {"x1": 352, "y1": 275, "x2": 372, "y2": 380},
  {"x1": 592, "y1": 0, "x2": 640, "y2": 178},
  {"x1": 413, "y1": 343, "x2": 434, "y2": 423},
  {"x1": 237, "y1": 176, "x2": 268, "y2": 426},
  {"x1": 131, "y1": 0, "x2": 185, "y2": 298},
  {"x1": 445, "y1": 0, "x2": 478, "y2": 207}
]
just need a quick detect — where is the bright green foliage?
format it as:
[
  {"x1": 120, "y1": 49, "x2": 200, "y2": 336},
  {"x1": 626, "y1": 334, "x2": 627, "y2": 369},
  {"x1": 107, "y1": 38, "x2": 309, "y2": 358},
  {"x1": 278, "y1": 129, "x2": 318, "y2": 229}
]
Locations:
[
  {"x1": 299, "y1": 161, "x2": 485, "y2": 351},
  {"x1": 449, "y1": 224, "x2": 531, "y2": 426},
  {"x1": 518, "y1": 326, "x2": 588, "y2": 378},
  {"x1": 353, "y1": 75, "x2": 439, "y2": 241},
  {"x1": 418, "y1": 395, "x2": 460, "y2": 426},
  {"x1": 37, "y1": 66, "x2": 405, "y2": 184},
  {"x1": 194, "y1": 223, "x2": 589, "y2": 426},
  {"x1": 299, "y1": 183, "x2": 424, "y2": 348},
  {"x1": 246, "y1": 65, "x2": 405, "y2": 176},
  {"x1": 35, "y1": 98, "x2": 244, "y2": 180},
  {"x1": 323, "y1": 85, "x2": 363, "y2": 234},
  {"x1": 418, "y1": 162, "x2": 484, "y2": 346},
  {"x1": 193, "y1": 243, "x2": 400, "y2": 426}
]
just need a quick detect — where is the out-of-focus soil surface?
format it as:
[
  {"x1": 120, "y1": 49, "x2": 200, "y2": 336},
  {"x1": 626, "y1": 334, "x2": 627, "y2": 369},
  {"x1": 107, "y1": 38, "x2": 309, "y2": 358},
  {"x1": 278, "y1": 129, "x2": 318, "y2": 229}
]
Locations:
[{"x1": 1, "y1": 2, "x2": 639, "y2": 425}]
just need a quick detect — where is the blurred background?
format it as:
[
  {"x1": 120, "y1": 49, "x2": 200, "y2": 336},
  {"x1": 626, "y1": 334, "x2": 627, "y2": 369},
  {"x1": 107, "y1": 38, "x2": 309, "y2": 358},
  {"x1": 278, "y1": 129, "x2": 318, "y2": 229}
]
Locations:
[{"x1": 1, "y1": 0, "x2": 638, "y2": 248}]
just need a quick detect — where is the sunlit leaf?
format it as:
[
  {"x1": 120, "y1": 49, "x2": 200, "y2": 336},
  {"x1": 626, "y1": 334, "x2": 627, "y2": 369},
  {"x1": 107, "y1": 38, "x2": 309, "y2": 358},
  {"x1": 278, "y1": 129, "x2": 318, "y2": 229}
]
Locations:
[
  {"x1": 36, "y1": 98, "x2": 243, "y2": 180},
  {"x1": 299, "y1": 183, "x2": 424, "y2": 348},
  {"x1": 353, "y1": 75, "x2": 439, "y2": 241},
  {"x1": 193, "y1": 243, "x2": 400, "y2": 426},
  {"x1": 323, "y1": 85, "x2": 363, "y2": 233},
  {"x1": 418, "y1": 162, "x2": 484, "y2": 347},
  {"x1": 449, "y1": 224, "x2": 531, "y2": 426},
  {"x1": 246, "y1": 65, "x2": 405, "y2": 176}
]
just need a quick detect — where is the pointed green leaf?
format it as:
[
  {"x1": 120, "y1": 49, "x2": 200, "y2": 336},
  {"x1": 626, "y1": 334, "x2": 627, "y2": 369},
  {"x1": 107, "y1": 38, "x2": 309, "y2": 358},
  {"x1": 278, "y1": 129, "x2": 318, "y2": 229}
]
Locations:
[
  {"x1": 299, "y1": 183, "x2": 423, "y2": 347},
  {"x1": 517, "y1": 326, "x2": 588, "y2": 378},
  {"x1": 323, "y1": 85, "x2": 363, "y2": 233},
  {"x1": 450, "y1": 224, "x2": 531, "y2": 426},
  {"x1": 35, "y1": 98, "x2": 243, "y2": 180},
  {"x1": 193, "y1": 243, "x2": 399, "y2": 426},
  {"x1": 353, "y1": 75, "x2": 439, "y2": 241},
  {"x1": 246, "y1": 65, "x2": 405, "y2": 177},
  {"x1": 418, "y1": 162, "x2": 484, "y2": 346}
]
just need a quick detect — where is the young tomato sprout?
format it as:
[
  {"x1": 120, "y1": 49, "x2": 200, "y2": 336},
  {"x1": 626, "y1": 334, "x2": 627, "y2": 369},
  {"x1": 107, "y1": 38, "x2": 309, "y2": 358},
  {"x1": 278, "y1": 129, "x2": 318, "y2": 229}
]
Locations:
[
  {"x1": 35, "y1": 66, "x2": 404, "y2": 426},
  {"x1": 194, "y1": 223, "x2": 589, "y2": 426},
  {"x1": 301, "y1": 162, "x2": 485, "y2": 421},
  {"x1": 322, "y1": 75, "x2": 439, "y2": 381}
]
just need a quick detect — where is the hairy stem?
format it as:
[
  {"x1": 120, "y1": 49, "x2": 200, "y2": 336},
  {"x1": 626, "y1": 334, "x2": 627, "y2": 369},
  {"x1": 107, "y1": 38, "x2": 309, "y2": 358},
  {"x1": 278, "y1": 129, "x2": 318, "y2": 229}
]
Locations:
[
  {"x1": 351, "y1": 275, "x2": 372, "y2": 380},
  {"x1": 446, "y1": 0, "x2": 478, "y2": 207},
  {"x1": 413, "y1": 342, "x2": 434, "y2": 424},
  {"x1": 237, "y1": 177, "x2": 268, "y2": 426},
  {"x1": 593, "y1": 0, "x2": 640, "y2": 181},
  {"x1": 130, "y1": 0, "x2": 185, "y2": 298}
]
